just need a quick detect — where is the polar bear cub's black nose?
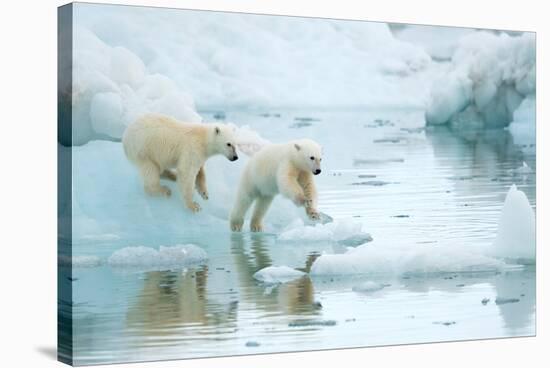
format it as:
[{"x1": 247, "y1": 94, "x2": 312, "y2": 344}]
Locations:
[
  {"x1": 314, "y1": 169, "x2": 321, "y2": 175},
  {"x1": 231, "y1": 155, "x2": 239, "y2": 161}
]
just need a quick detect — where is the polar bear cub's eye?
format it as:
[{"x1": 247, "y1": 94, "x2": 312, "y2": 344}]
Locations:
[
  {"x1": 310, "y1": 156, "x2": 315, "y2": 160},
  {"x1": 227, "y1": 143, "x2": 232, "y2": 147}
]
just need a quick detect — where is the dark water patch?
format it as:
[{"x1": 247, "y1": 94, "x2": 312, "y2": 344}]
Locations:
[
  {"x1": 374, "y1": 138, "x2": 402, "y2": 143},
  {"x1": 213, "y1": 111, "x2": 226, "y2": 120},
  {"x1": 433, "y1": 321, "x2": 456, "y2": 326},
  {"x1": 351, "y1": 180, "x2": 395, "y2": 186},
  {"x1": 401, "y1": 127, "x2": 425, "y2": 134},
  {"x1": 294, "y1": 117, "x2": 321, "y2": 122},
  {"x1": 289, "y1": 320, "x2": 337, "y2": 327},
  {"x1": 354, "y1": 158, "x2": 404, "y2": 165},
  {"x1": 495, "y1": 298, "x2": 520, "y2": 305},
  {"x1": 290, "y1": 121, "x2": 313, "y2": 128}
]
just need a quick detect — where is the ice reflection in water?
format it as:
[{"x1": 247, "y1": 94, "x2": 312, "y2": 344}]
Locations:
[{"x1": 69, "y1": 109, "x2": 535, "y2": 365}]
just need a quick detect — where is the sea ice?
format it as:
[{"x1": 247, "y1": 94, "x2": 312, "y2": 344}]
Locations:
[
  {"x1": 492, "y1": 185, "x2": 536, "y2": 261},
  {"x1": 425, "y1": 32, "x2": 535, "y2": 129},
  {"x1": 107, "y1": 244, "x2": 208, "y2": 270},
  {"x1": 59, "y1": 255, "x2": 102, "y2": 268},
  {"x1": 278, "y1": 218, "x2": 372, "y2": 245},
  {"x1": 253, "y1": 266, "x2": 305, "y2": 284},
  {"x1": 310, "y1": 240, "x2": 506, "y2": 276}
]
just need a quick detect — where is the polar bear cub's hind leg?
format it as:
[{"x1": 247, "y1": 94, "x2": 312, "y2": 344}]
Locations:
[
  {"x1": 250, "y1": 196, "x2": 274, "y2": 232},
  {"x1": 139, "y1": 160, "x2": 172, "y2": 197},
  {"x1": 195, "y1": 166, "x2": 209, "y2": 200},
  {"x1": 230, "y1": 189, "x2": 255, "y2": 232}
]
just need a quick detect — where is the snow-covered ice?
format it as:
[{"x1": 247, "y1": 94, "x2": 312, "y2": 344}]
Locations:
[
  {"x1": 253, "y1": 266, "x2": 305, "y2": 284},
  {"x1": 59, "y1": 255, "x2": 102, "y2": 268},
  {"x1": 425, "y1": 32, "x2": 535, "y2": 129},
  {"x1": 492, "y1": 185, "x2": 536, "y2": 261},
  {"x1": 278, "y1": 218, "x2": 372, "y2": 244},
  {"x1": 352, "y1": 281, "x2": 388, "y2": 293},
  {"x1": 107, "y1": 244, "x2": 208, "y2": 269},
  {"x1": 310, "y1": 240, "x2": 507, "y2": 276}
]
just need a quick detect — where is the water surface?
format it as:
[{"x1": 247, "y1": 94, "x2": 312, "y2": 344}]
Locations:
[{"x1": 67, "y1": 108, "x2": 536, "y2": 365}]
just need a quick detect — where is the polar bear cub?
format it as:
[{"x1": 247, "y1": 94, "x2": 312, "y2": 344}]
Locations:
[
  {"x1": 230, "y1": 139, "x2": 322, "y2": 232},
  {"x1": 123, "y1": 113, "x2": 238, "y2": 212}
]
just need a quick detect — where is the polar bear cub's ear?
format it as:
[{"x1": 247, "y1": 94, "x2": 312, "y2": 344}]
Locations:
[
  {"x1": 294, "y1": 143, "x2": 301, "y2": 151},
  {"x1": 215, "y1": 126, "x2": 220, "y2": 135}
]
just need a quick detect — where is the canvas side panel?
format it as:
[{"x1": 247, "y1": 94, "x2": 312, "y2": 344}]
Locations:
[{"x1": 58, "y1": 3, "x2": 73, "y2": 366}]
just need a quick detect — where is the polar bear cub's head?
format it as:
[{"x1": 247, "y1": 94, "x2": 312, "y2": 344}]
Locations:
[
  {"x1": 211, "y1": 125, "x2": 239, "y2": 161},
  {"x1": 291, "y1": 138, "x2": 323, "y2": 175}
]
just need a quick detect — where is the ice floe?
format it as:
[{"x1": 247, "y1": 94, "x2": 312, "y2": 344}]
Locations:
[
  {"x1": 59, "y1": 255, "x2": 102, "y2": 268},
  {"x1": 425, "y1": 32, "x2": 535, "y2": 129},
  {"x1": 253, "y1": 266, "x2": 305, "y2": 284},
  {"x1": 278, "y1": 218, "x2": 372, "y2": 245},
  {"x1": 107, "y1": 244, "x2": 207, "y2": 269},
  {"x1": 492, "y1": 184, "x2": 536, "y2": 261}
]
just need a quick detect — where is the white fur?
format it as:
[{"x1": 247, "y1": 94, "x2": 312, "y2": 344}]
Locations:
[
  {"x1": 230, "y1": 139, "x2": 323, "y2": 232},
  {"x1": 122, "y1": 113, "x2": 238, "y2": 212}
]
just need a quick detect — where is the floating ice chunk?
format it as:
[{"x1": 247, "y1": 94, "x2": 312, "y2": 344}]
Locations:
[
  {"x1": 278, "y1": 219, "x2": 371, "y2": 245},
  {"x1": 352, "y1": 281, "x2": 387, "y2": 293},
  {"x1": 492, "y1": 185, "x2": 535, "y2": 261},
  {"x1": 59, "y1": 255, "x2": 102, "y2": 268},
  {"x1": 311, "y1": 240, "x2": 506, "y2": 276},
  {"x1": 253, "y1": 266, "x2": 305, "y2": 284},
  {"x1": 228, "y1": 123, "x2": 271, "y2": 157},
  {"x1": 508, "y1": 162, "x2": 533, "y2": 175},
  {"x1": 108, "y1": 244, "x2": 207, "y2": 269}
]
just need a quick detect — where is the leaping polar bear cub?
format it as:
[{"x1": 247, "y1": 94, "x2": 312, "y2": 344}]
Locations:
[
  {"x1": 230, "y1": 139, "x2": 322, "y2": 232},
  {"x1": 123, "y1": 113, "x2": 239, "y2": 213}
]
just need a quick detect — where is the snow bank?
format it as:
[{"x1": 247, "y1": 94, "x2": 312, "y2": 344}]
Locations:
[
  {"x1": 107, "y1": 244, "x2": 207, "y2": 269},
  {"x1": 71, "y1": 27, "x2": 202, "y2": 144},
  {"x1": 425, "y1": 32, "x2": 535, "y2": 129},
  {"x1": 310, "y1": 240, "x2": 506, "y2": 276},
  {"x1": 391, "y1": 24, "x2": 474, "y2": 61},
  {"x1": 508, "y1": 95, "x2": 536, "y2": 154},
  {"x1": 69, "y1": 140, "x2": 304, "y2": 241},
  {"x1": 74, "y1": 3, "x2": 434, "y2": 119},
  {"x1": 253, "y1": 266, "x2": 305, "y2": 284},
  {"x1": 59, "y1": 255, "x2": 102, "y2": 268},
  {"x1": 492, "y1": 185, "x2": 536, "y2": 261},
  {"x1": 278, "y1": 218, "x2": 372, "y2": 244}
]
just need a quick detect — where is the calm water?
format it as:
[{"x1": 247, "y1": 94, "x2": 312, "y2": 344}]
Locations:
[{"x1": 64, "y1": 109, "x2": 536, "y2": 365}]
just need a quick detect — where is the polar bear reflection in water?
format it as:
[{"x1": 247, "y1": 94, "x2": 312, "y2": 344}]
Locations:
[{"x1": 125, "y1": 234, "x2": 321, "y2": 340}]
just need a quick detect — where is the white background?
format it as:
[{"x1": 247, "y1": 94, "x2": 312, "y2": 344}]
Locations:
[{"x1": 0, "y1": 0, "x2": 546, "y2": 367}]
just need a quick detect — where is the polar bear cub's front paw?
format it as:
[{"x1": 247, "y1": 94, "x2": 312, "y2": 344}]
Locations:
[
  {"x1": 187, "y1": 201, "x2": 202, "y2": 213},
  {"x1": 306, "y1": 207, "x2": 320, "y2": 220},
  {"x1": 250, "y1": 221, "x2": 264, "y2": 232},
  {"x1": 199, "y1": 189, "x2": 209, "y2": 200}
]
